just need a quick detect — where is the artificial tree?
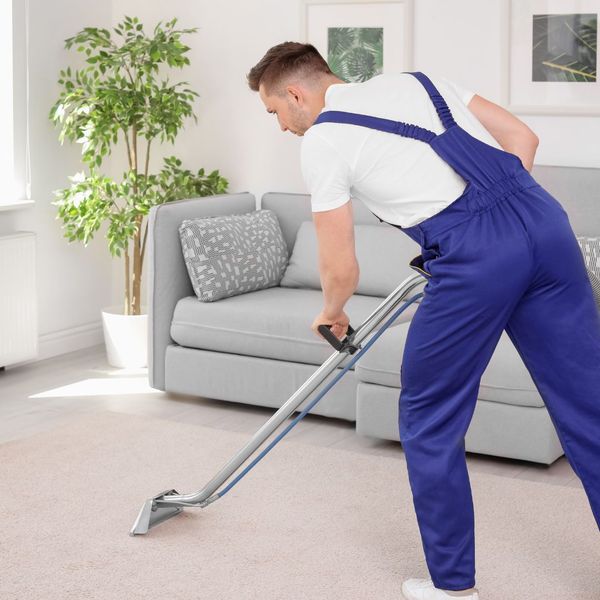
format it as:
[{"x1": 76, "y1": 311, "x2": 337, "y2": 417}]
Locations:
[{"x1": 50, "y1": 16, "x2": 228, "y2": 315}]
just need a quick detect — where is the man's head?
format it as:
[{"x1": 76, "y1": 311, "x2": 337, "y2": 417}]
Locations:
[{"x1": 247, "y1": 41, "x2": 345, "y2": 136}]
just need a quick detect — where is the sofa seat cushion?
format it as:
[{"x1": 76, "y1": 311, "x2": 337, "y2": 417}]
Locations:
[
  {"x1": 170, "y1": 286, "x2": 418, "y2": 367},
  {"x1": 354, "y1": 321, "x2": 545, "y2": 408}
]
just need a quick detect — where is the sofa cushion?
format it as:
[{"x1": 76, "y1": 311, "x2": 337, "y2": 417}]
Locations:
[
  {"x1": 170, "y1": 286, "x2": 419, "y2": 367},
  {"x1": 178, "y1": 209, "x2": 289, "y2": 302},
  {"x1": 576, "y1": 235, "x2": 600, "y2": 310},
  {"x1": 279, "y1": 221, "x2": 422, "y2": 298},
  {"x1": 354, "y1": 321, "x2": 545, "y2": 408}
]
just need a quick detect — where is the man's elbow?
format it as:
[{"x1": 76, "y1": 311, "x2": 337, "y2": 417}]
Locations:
[
  {"x1": 523, "y1": 134, "x2": 539, "y2": 171},
  {"x1": 529, "y1": 131, "x2": 540, "y2": 150}
]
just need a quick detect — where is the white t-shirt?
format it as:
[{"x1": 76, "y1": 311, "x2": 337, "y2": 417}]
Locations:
[{"x1": 300, "y1": 71, "x2": 502, "y2": 227}]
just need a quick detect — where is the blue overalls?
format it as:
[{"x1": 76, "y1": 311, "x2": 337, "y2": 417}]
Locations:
[{"x1": 311, "y1": 71, "x2": 600, "y2": 591}]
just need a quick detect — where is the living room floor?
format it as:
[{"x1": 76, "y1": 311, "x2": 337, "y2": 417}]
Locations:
[{"x1": 0, "y1": 345, "x2": 581, "y2": 489}]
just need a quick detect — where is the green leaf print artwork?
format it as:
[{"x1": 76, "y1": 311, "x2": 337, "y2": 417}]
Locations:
[
  {"x1": 532, "y1": 13, "x2": 597, "y2": 82},
  {"x1": 327, "y1": 27, "x2": 383, "y2": 82}
]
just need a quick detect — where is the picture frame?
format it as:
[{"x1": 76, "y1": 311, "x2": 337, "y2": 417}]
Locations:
[
  {"x1": 300, "y1": 0, "x2": 414, "y2": 83},
  {"x1": 502, "y1": 0, "x2": 599, "y2": 115}
]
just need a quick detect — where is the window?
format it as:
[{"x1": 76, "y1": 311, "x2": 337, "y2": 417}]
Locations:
[{"x1": 1, "y1": 0, "x2": 32, "y2": 210}]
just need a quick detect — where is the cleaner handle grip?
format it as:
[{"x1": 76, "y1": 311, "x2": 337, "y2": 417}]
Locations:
[{"x1": 317, "y1": 323, "x2": 355, "y2": 352}]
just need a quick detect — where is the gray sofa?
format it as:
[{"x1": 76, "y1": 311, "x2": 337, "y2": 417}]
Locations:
[{"x1": 147, "y1": 164, "x2": 600, "y2": 465}]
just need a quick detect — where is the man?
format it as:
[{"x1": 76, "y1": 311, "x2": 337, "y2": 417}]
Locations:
[{"x1": 246, "y1": 42, "x2": 600, "y2": 600}]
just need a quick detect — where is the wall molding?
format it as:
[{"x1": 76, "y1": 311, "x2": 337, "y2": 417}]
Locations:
[{"x1": 33, "y1": 321, "x2": 104, "y2": 364}]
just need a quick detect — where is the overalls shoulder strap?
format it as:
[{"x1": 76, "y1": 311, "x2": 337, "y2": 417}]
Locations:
[
  {"x1": 408, "y1": 71, "x2": 457, "y2": 131},
  {"x1": 311, "y1": 71, "x2": 457, "y2": 142}
]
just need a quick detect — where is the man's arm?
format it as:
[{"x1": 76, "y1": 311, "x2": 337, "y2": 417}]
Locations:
[
  {"x1": 312, "y1": 199, "x2": 360, "y2": 317},
  {"x1": 467, "y1": 94, "x2": 539, "y2": 171}
]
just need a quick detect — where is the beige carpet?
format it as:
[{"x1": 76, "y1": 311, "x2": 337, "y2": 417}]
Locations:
[{"x1": 0, "y1": 410, "x2": 598, "y2": 600}]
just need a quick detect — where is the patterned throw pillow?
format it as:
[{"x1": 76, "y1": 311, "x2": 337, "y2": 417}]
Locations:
[
  {"x1": 576, "y1": 236, "x2": 600, "y2": 310},
  {"x1": 179, "y1": 209, "x2": 289, "y2": 302}
]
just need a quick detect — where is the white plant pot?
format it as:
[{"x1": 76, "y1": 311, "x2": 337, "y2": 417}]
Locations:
[{"x1": 101, "y1": 305, "x2": 148, "y2": 368}]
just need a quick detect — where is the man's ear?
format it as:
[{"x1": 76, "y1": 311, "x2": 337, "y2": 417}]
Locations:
[{"x1": 287, "y1": 84, "x2": 304, "y2": 106}]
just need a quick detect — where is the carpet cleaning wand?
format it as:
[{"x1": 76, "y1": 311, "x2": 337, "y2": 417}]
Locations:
[{"x1": 130, "y1": 271, "x2": 426, "y2": 536}]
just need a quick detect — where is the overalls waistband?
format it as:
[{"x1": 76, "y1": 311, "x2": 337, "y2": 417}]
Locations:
[{"x1": 409, "y1": 169, "x2": 540, "y2": 245}]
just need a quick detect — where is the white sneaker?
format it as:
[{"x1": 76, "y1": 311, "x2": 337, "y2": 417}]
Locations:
[{"x1": 401, "y1": 577, "x2": 480, "y2": 599}]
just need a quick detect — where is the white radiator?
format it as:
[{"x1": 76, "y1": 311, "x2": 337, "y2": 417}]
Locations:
[{"x1": 0, "y1": 232, "x2": 37, "y2": 367}]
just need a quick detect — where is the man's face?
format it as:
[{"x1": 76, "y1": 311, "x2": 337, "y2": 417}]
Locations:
[{"x1": 259, "y1": 83, "x2": 315, "y2": 137}]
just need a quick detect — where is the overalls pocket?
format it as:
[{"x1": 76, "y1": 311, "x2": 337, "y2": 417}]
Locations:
[
  {"x1": 409, "y1": 245, "x2": 441, "y2": 278},
  {"x1": 409, "y1": 253, "x2": 433, "y2": 277}
]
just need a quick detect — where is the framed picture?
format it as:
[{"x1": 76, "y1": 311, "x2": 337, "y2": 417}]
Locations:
[
  {"x1": 300, "y1": 0, "x2": 414, "y2": 82},
  {"x1": 503, "y1": 0, "x2": 599, "y2": 114}
]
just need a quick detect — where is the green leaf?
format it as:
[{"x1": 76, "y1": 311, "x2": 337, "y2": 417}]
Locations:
[{"x1": 50, "y1": 15, "x2": 220, "y2": 301}]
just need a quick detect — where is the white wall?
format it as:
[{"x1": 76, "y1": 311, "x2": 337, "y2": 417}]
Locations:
[
  {"x1": 109, "y1": 0, "x2": 308, "y2": 205},
  {"x1": 111, "y1": 0, "x2": 600, "y2": 205},
  {"x1": 413, "y1": 0, "x2": 599, "y2": 167},
  {"x1": 3, "y1": 0, "x2": 599, "y2": 363},
  {"x1": 1, "y1": 0, "x2": 115, "y2": 361}
]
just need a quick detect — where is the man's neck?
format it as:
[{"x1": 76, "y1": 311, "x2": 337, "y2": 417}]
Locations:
[{"x1": 322, "y1": 77, "x2": 346, "y2": 103}]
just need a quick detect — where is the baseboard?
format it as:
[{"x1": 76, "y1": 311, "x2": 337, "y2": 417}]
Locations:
[
  {"x1": 6, "y1": 321, "x2": 105, "y2": 369},
  {"x1": 38, "y1": 320, "x2": 104, "y2": 361}
]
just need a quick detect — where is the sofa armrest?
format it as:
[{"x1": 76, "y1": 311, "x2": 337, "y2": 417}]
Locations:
[{"x1": 147, "y1": 192, "x2": 257, "y2": 390}]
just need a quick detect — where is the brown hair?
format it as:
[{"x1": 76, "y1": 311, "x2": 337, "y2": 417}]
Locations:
[{"x1": 246, "y1": 42, "x2": 333, "y2": 96}]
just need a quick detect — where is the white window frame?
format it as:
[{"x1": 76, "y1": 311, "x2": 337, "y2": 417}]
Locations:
[{"x1": 1, "y1": 0, "x2": 32, "y2": 211}]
